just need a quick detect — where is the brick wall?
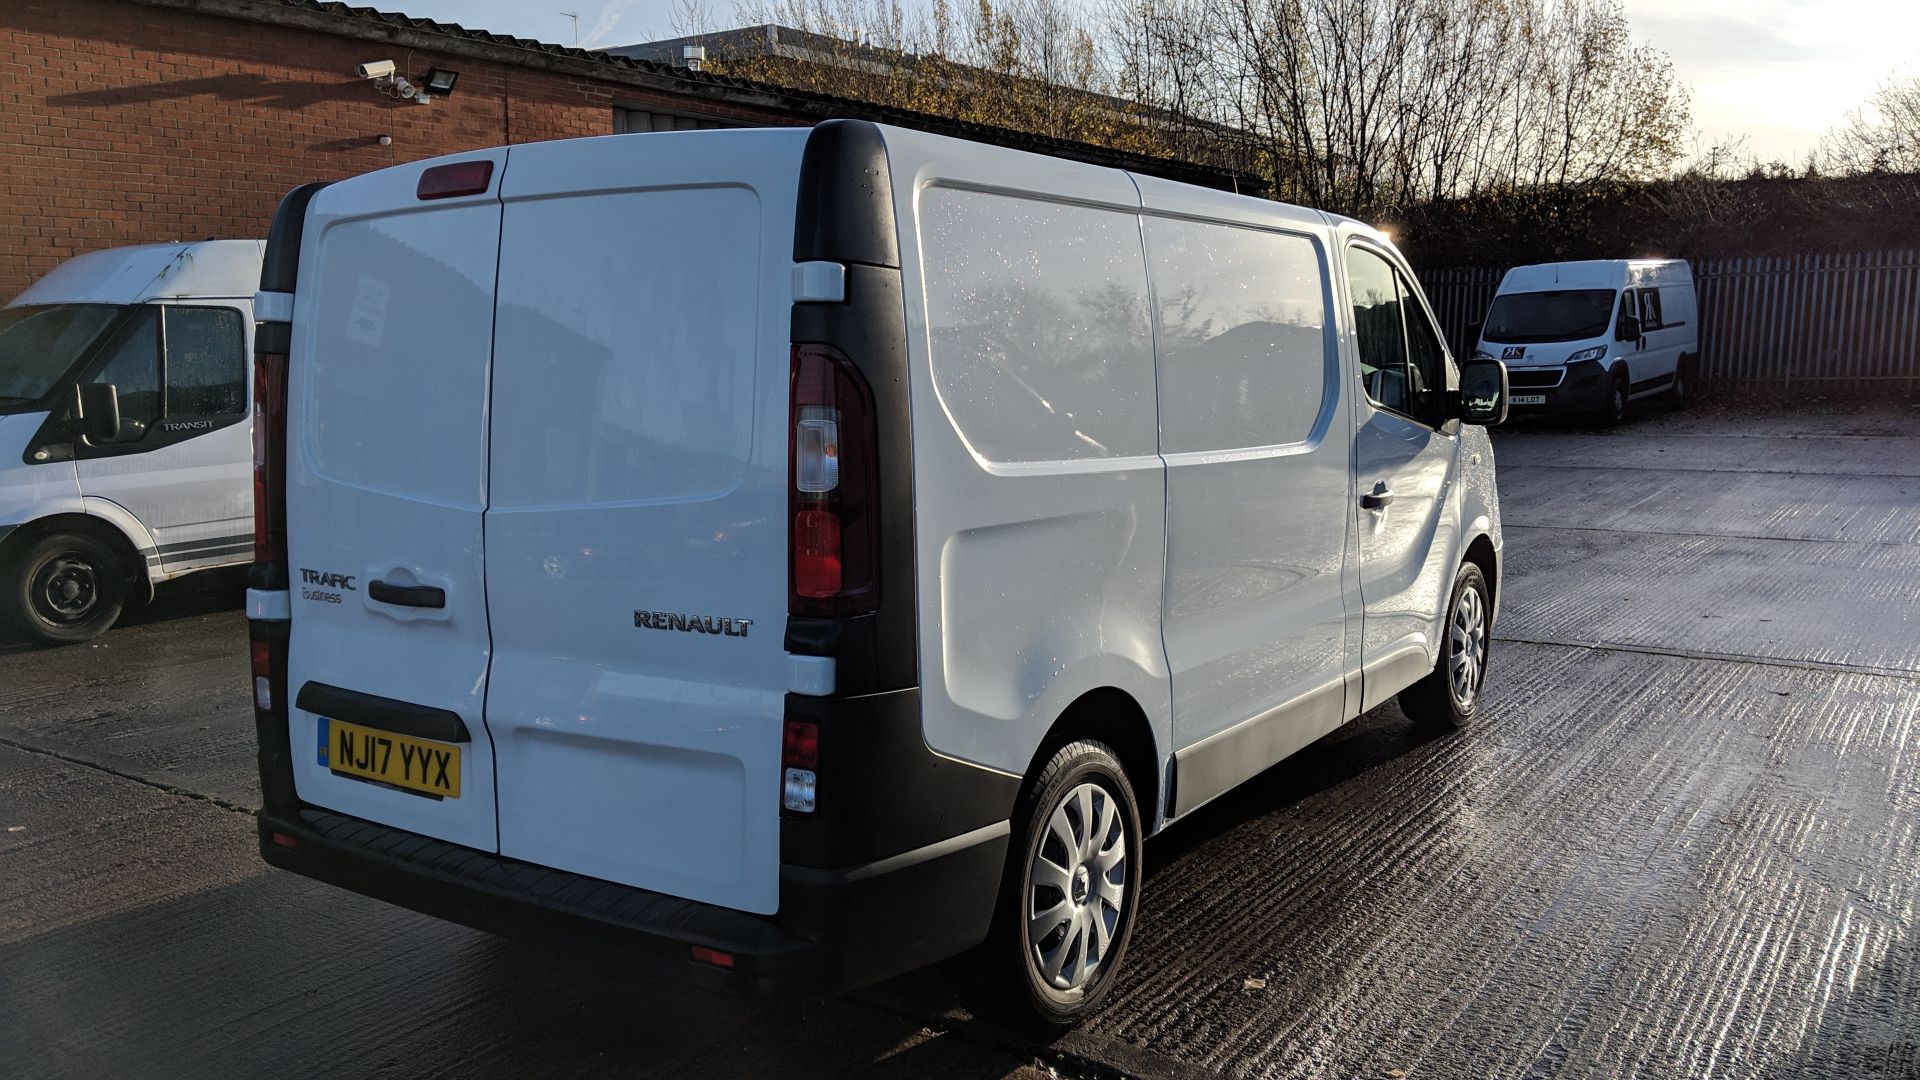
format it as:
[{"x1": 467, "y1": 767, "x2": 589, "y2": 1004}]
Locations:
[{"x1": 0, "y1": 0, "x2": 799, "y2": 299}]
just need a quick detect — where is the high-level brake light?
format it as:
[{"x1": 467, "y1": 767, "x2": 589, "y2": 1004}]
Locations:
[{"x1": 416, "y1": 160, "x2": 493, "y2": 200}]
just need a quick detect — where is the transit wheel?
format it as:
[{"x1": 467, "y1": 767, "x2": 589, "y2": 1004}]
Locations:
[{"x1": 6, "y1": 531, "x2": 127, "y2": 645}]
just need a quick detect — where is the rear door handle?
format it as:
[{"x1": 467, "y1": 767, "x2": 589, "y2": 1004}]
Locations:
[
  {"x1": 368, "y1": 580, "x2": 446, "y2": 609},
  {"x1": 1361, "y1": 482, "x2": 1394, "y2": 510}
]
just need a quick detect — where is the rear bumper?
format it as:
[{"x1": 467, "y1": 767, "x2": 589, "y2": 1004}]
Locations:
[{"x1": 259, "y1": 806, "x2": 1008, "y2": 997}]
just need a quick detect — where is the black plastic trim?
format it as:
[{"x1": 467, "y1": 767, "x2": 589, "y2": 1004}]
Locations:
[
  {"x1": 261, "y1": 182, "x2": 331, "y2": 295},
  {"x1": 780, "y1": 687, "x2": 1020, "y2": 868},
  {"x1": 248, "y1": 563, "x2": 289, "y2": 591},
  {"x1": 259, "y1": 805, "x2": 1007, "y2": 997},
  {"x1": 249, "y1": 618, "x2": 297, "y2": 817},
  {"x1": 794, "y1": 119, "x2": 899, "y2": 269},
  {"x1": 293, "y1": 682, "x2": 471, "y2": 743},
  {"x1": 788, "y1": 123, "x2": 918, "y2": 695}
]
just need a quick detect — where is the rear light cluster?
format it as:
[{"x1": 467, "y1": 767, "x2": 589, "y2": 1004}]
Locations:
[
  {"x1": 782, "y1": 718, "x2": 818, "y2": 814},
  {"x1": 788, "y1": 345, "x2": 878, "y2": 616},
  {"x1": 251, "y1": 638, "x2": 274, "y2": 712},
  {"x1": 251, "y1": 334, "x2": 292, "y2": 727},
  {"x1": 252, "y1": 352, "x2": 290, "y2": 566}
]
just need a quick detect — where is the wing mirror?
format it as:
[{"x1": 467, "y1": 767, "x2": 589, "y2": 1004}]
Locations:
[
  {"x1": 74, "y1": 382, "x2": 122, "y2": 444},
  {"x1": 1616, "y1": 313, "x2": 1642, "y2": 342},
  {"x1": 1454, "y1": 357, "x2": 1509, "y2": 426}
]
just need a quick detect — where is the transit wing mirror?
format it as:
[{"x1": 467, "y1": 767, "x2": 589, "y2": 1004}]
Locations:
[
  {"x1": 74, "y1": 382, "x2": 122, "y2": 444},
  {"x1": 1455, "y1": 357, "x2": 1509, "y2": 426}
]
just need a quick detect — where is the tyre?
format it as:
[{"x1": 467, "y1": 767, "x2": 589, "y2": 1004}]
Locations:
[
  {"x1": 954, "y1": 739, "x2": 1143, "y2": 1029},
  {"x1": 1599, "y1": 369, "x2": 1629, "y2": 427},
  {"x1": 1399, "y1": 561, "x2": 1492, "y2": 730},
  {"x1": 1668, "y1": 356, "x2": 1695, "y2": 410},
  {"x1": 5, "y1": 531, "x2": 129, "y2": 645}
]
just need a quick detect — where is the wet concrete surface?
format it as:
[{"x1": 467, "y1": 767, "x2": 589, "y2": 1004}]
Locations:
[{"x1": 3, "y1": 403, "x2": 1917, "y2": 1078}]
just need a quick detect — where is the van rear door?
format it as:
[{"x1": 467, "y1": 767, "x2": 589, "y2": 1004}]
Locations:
[
  {"x1": 283, "y1": 152, "x2": 506, "y2": 852},
  {"x1": 482, "y1": 131, "x2": 807, "y2": 915}
]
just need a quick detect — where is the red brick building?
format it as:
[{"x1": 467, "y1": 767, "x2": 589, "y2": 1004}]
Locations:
[{"x1": 0, "y1": 0, "x2": 1245, "y2": 301}]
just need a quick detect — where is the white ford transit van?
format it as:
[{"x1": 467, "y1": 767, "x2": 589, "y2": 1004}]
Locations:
[
  {"x1": 0, "y1": 241, "x2": 264, "y2": 643},
  {"x1": 247, "y1": 121, "x2": 1510, "y2": 1024},
  {"x1": 1473, "y1": 259, "x2": 1697, "y2": 423}
]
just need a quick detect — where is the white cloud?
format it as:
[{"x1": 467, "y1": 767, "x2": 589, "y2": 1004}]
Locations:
[{"x1": 1624, "y1": 0, "x2": 1920, "y2": 162}]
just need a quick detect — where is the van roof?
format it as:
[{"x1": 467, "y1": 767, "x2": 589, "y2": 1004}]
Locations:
[
  {"x1": 1497, "y1": 258, "x2": 1690, "y2": 294},
  {"x1": 7, "y1": 240, "x2": 266, "y2": 307}
]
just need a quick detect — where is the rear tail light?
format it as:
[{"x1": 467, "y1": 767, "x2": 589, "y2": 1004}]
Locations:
[
  {"x1": 782, "y1": 720, "x2": 819, "y2": 769},
  {"x1": 782, "y1": 718, "x2": 819, "y2": 814},
  {"x1": 789, "y1": 345, "x2": 877, "y2": 616},
  {"x1": 251, "y1": 638, "x2": 273, "y2": 711},
  {"x1": 252, "y1": 351, "x2": 289, "y2": 565}
]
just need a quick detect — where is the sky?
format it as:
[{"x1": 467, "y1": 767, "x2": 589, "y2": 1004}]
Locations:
[{"x1": 394, "y1": 0, "x2": 1917, "y2": 166}]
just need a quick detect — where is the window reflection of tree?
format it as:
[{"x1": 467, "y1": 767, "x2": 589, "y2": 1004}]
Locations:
[{"x1": 940, "y1": 279, "x2": 1150, "y2": 461}]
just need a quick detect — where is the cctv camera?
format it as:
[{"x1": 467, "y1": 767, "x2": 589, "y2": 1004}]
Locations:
[{"x1": 357, "y1": 60, "x2": 396, "y2": 80}]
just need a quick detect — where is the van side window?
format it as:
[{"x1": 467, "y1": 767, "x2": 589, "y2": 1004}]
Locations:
[
  {"x1": 1638, "y1": 288, "x2": 1664, "y2": 331},
  {"x1": 163, "y1": 307, "x2": 246, "y2": 418},
  {"x1": 1618, "y1": 289, "x2": 1639, "y2": 338},
  {"x1": 86, "y1": 307, "x2": 162, "y2": 439},
  {"x1": 1396, "y1": 272, "x2": 1451, "y2": 426},
  {"x1": 1147, "y1": 217, "x2": 1327, "y2": 452},
  {"x1": 1345, "y1": 246, "x2": 1410, "y2": 416},
  {"x1": 920, "y1": 187, "x2": 1156, "y2": 464}
]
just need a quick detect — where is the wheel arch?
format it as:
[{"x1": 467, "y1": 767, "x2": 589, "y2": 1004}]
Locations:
[
  {"x1": 1463, "y1": 532, "x2": 1499, "y2": 616},
  {"x1": 1023, "y1": 687, "x2": 1163, "y2": 833},
  {"x1": 0, "y1": 511, "x2": 153, "y2": 601}
]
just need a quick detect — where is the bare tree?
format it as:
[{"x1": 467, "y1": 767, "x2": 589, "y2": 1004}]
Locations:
[
  {"x1": 1105, "y1": 0, "x2": 1688, "y2": 215},
  {"x1": 717, "y1": 0, "x2": 1689, "y2": 216},
  {"x1": 1824, "y1": 77, "x2": 1920, "y2": 174}
]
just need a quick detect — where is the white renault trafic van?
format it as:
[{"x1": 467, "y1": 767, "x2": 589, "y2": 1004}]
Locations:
[
  {"x1": 1473, "y1": 259, "x2": 1697, "y2": 423},
  {"x1": 0, "y1": 241, "x2": 263, "y2": 643},
  {"x1": 247, "y1": 121, "x2": 1509, "y2": 1024}
]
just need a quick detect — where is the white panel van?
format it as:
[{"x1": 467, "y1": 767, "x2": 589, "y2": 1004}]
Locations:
[
  {"x1": 0, "y1": 241, "x2": 264, "y2": 643},
  {"x1": 247, "y1": 122, "x2": 1510, "y2": 1024},
  {"x1": 1473, "y1": 259, "x2": 1698, "y2": 423}
]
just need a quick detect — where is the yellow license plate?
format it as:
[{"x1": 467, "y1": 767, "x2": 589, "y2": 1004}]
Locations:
[{"x1": 322, "y1": 718, "x2": 461, "y2": 799}]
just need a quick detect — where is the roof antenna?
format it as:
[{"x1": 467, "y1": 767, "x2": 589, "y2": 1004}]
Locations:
[{"x1": 559, "y1": 10, "x2": 578, "y2": 45}]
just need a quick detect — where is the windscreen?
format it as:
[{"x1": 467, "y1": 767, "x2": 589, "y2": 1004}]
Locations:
[
  {"x1": 1482, "y1": 289, "x2": 1616, "y2": 344},
  {"x1": 0, "y1": 304, "x2": 123, "y2": 409}
]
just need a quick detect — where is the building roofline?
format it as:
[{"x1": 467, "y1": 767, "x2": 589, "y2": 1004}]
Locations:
[{"x1": 114, "y1": 0, "x2": 1264, "y2": 195}]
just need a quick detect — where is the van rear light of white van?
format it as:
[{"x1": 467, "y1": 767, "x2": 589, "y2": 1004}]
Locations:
[
  {"x1": 782, "y1": 718, "x2": 819, "y2": 814},
  {"x1": 789, "y1": 345, "x2": 877, "y2": 616},
  {"x1": 251, "y1": 639, "x2": 274, "y2": 711},
  {"x1": 252, "y1": 351, "x2": 289, "y2": 564}
]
